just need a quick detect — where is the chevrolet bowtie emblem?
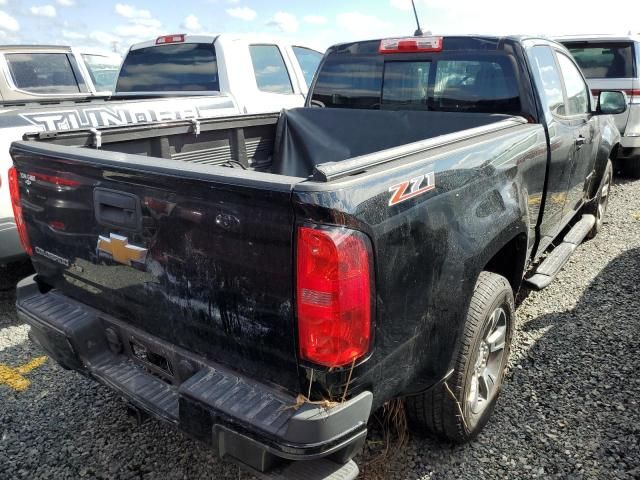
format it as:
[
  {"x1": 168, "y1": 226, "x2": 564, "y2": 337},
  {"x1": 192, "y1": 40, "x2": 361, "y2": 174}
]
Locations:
[{"x1": 96, "y1": 234, "x2": 148, "y2": 266}]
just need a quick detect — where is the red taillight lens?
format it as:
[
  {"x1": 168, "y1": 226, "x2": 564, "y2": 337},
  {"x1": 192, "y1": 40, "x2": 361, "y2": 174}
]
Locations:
[
  {"x1": 296, "y1": 226, "x2": 372, "y2": 368},
  {"x1": 31, "y1": 172, "x2": 79, "y2": 187},
  {"x1": 8, "y1": 167, "x2": 32, "y2": 256}
]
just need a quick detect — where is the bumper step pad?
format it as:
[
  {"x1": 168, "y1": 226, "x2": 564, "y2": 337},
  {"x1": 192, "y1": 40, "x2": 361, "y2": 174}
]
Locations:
[
  {"x1": 263, "y1": 458, "x2": 359, "y2": 480},
  {"x1": 92, "y1": 356, "x2": 180, "y2": 423}
]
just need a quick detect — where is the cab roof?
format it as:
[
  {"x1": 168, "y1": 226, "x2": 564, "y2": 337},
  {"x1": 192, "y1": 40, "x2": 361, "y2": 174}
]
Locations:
[
  {"x1": 129, "y1": 33, "x2": 320, "y2": 52},
  {"x1": 555, "y1": 33, "x2": 640, "y2": 43},
  {"x1": 326, "y1": 35, "x2": 565, "y2": 55}
]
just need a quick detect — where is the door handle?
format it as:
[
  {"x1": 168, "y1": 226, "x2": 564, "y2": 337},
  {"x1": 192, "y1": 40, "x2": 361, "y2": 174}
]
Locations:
[{"x1": 94, "y1": 188, "x2": 142, "y2": 231}]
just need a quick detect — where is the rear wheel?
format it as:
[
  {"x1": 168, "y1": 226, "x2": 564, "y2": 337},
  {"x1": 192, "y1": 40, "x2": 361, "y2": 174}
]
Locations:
[
  {"x1": 406, "y1": 271, "x2": 514, "y2": 442},
  {"x1": 585, "y1": 159, "x2": 612, "y2": 238},
  {"x1": 622, "y1": 159, "x2": 640, "y2": 179}
]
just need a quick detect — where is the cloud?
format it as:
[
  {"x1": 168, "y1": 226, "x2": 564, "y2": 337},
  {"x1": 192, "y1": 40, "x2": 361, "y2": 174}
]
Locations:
[
  {"x1": 57, "y1": 0, "x2": 76, "y2": 6},
  {"x1": 114, "y1": 21, "x2": 161, "y2": 39},
  {"x1": 303, "y1": 15, "x2": 326, "y2": 25},
  {"x1": 226, "y1": 6, "x2": 256, "y2": 21},
  {"x1": 181, "y1": 14, "x2": 202, "y2": 32},
  {"x1": 0, "y1": 10, "x2": 19, "y2": 33},
  {"x1": 335, "y1": 12, "x2": 395, "y2": 39},
  {"x1": 267, "y1": 11, "x2": 298, "y2": 33},
  {"x1": 109, "y1": 3, "x2": 162, "y2": 46},
  {"x1": 29, "y1": 5, "x2": 57, "y2": 17},
  {"x1": 389, "y1": 0, "x2": 413, "y2": 10},
  {"x1": 90, "y1": 30, "x2": 120, "y2": 46},
  {"x1": 114, "y1": 3, "x2": 151, "y2": 19},
  {"x1": 62, "y1": 29, "x2": 86, "y2": 39}
]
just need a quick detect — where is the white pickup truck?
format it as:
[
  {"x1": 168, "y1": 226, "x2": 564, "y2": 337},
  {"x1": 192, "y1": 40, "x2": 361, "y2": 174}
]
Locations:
[
  {"x1": 0, "y1": 34, "x2": 322, "y2": 264},
  {"x1": 0, "y1": 45, "x2": 121, "y2": 100}
]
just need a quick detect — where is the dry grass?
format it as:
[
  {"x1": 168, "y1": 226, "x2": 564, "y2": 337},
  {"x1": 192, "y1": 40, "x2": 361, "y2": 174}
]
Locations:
[{"x1": 360, "y1": 398, "x2": 409, "y2": 479}]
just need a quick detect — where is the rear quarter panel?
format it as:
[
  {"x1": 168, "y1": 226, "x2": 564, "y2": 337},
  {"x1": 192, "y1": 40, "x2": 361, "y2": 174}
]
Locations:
[
  {"x1": 590, "y1": 113, "x2": 621, "y2": 198},
  {"x1": 293, "y1": 124, "x2": 548, "y2": 406}
]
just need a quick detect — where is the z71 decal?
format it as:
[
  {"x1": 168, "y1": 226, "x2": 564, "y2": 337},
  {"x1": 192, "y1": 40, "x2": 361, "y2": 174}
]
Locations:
[{"x1": 388, "y1": 172, "x2": 436, "y2": 206}]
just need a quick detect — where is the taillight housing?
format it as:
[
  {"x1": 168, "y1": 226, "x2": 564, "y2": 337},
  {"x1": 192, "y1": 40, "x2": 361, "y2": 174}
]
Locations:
[
  {"x1": 379, "y1": 36, "x2": 443, "y2": 54},
  {"x1": 8, "y1": 167, "x2": 32, "y2": 256},
  {"x1": 156, "y1": 34, "x2": 185, "y2": 45},
  {"x1": 296, "y1": 225, "x2": 373, "y2": 368}
]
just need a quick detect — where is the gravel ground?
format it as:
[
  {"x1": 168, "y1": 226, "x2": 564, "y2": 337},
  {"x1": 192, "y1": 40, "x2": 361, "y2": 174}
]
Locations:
[{"x1": 1, "y1": 175, "x2": 639, "y2": 480}]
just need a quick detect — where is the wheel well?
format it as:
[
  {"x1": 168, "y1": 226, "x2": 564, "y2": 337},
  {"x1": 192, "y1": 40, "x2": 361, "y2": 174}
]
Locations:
[
  {"x1": 610, "y1": 143, "x2": 620, "y2": 161},
  {"x1": 484, "y1": 233, "x2": 528, "y2": 292}
]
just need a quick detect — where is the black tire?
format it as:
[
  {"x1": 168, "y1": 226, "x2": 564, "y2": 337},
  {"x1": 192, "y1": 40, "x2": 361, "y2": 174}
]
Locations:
[
  {"x1": 406, "y1": 271, "x2": 515, "y2": 443},
  {"x1": 622, "y1": 159, "x2": 640, "y2": 179},
  {"x1": 585, "y1": 159, "x2": 613, "y2": 239}
]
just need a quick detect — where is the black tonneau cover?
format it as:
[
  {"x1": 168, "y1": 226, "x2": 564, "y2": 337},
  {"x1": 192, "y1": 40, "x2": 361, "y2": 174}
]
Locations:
[{"x1": 271, "y1": 108, "x2": 512, "y2": 177}]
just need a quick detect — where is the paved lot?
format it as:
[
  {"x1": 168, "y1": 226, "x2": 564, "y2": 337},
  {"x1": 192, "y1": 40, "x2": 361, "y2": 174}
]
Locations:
[{"x1": 1, "y1": 175, "x2": 639, "y2": 479}]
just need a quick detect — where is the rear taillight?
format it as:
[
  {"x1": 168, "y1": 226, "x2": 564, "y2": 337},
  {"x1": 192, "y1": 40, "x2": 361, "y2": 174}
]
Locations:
[
  {"x1": 31, "y1": 172, "x2": 79, "y2": 187},
  {"x1": 627, "y1": 89, "x2": 640, "y2": 103},
  {"x1": 296, "y1": 225, "x2": 372, "y2": 368},
  {"x1": 593, "y1": 89, "x2": 640, "y2": 104},
  {"x1": 8, "y1": 167, "x2": 32, "y2": 256}
]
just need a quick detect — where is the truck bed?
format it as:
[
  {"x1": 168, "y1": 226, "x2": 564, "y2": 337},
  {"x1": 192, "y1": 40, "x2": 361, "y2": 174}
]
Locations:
[{"x1": 23, "y1": 108, "x2": 519, "y2": 178}]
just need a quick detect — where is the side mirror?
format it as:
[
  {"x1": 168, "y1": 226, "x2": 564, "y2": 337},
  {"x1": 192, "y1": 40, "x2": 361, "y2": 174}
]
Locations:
[{"x1": 597, "y1": 90, "x2": 628, "y2": 115}]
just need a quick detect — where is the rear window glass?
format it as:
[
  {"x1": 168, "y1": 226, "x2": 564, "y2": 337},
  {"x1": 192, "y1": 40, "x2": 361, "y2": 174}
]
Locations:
[
  {"x1": 564, "y1": 42, "x2": 635, "y2": 79},
  {"x1": 82, "y1": 54, "x2": 121, "y2": 92},
  {"x1": 382, "y1": 61, "x2": 430, "y2": 106},
  {"x1": 310, "y1": 55, "x2": 383, "y2": 108},
  {"x1": 116, "y1": 43, "x2": 219, "y2": 92},
  {"x1": 312, "y1": 53, "x2": 521, "y2": 114},
  {"x1": 5, "y1": 53, "x2": 81, "y2": 94}
]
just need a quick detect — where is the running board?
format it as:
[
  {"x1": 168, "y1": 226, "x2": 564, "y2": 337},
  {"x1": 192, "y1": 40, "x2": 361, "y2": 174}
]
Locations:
[{"x1": 526, "y1": 214, "x2": 595, "y2": 290}]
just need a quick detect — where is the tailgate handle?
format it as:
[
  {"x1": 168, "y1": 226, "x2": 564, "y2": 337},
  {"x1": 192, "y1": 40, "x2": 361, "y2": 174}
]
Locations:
[{"x1": 94, "y1": 188, "x2": 142, "y2": 231}]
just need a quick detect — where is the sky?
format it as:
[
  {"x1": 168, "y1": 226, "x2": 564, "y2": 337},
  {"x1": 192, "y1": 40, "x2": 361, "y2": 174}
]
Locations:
[{"x1": 0, "y1": 0, "x2": 639, "y2": 55}]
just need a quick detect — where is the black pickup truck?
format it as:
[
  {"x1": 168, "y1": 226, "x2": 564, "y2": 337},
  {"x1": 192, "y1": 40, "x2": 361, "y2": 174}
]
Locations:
[{"x1": 9, "y1": 36, "x2": 626, "y2": 479}]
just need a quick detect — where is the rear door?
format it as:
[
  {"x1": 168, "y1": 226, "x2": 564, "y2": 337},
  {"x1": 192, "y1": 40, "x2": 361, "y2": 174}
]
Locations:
[
  {"x1": 563, "y1": 40, "x2": 634, "y2": 133},
  {"x1": 288, "y1": 46, "x2": 323, "y2": 96},
  {"x1": 10, "y1": 143, "x2": 301, "y2": 392},
  {"x1": 554, "y1": 50, "x2": 598, "y2": 215},
  {"x1": 526, "y1": 45, "x2": 579, "y2": 244},
  {"x1": 246, "y1": 43, "x2": 306, "y2": 111}
]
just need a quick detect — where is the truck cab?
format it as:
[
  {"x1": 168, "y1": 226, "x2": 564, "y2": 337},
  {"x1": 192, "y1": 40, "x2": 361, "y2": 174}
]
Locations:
[{"x1": 115, "y1": 33, "x2": 323, "y2": 114}]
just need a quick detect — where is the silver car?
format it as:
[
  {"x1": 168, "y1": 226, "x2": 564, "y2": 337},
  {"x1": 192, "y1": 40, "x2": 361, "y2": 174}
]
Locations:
[{"x1": 558, "y1": 35, "x2": 640, "y2": 177}]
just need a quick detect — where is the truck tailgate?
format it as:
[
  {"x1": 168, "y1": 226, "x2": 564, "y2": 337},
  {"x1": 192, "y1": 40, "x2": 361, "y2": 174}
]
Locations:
[{"x1": 10, "y1": 141, "x2": 301, "y2": 392}]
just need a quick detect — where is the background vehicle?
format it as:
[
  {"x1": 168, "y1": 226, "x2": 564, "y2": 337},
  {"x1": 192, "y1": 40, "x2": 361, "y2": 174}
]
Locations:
[
  {"x1": 115, "y1": 33, "x2": 323, "y2": 113},
  {"x1": 0, "y1": 34, "x2": 322, "y2": 264},
  {"x1": 10, "y1": 36, "x2": 623, "y2": 479},
  {"x1": 558, "y1": 34, "x2": 640, "y2": 176},
  {"x1": 0, "y1": 44, "x2": 120, "y2": 101},
  {"x1": 74, "y1": 47, "x2": 122, "y2": 94}
]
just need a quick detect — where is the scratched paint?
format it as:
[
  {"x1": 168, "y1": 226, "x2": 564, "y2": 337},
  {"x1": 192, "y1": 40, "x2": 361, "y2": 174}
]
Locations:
[{"x1": 0, "y1": 356, "x2": 47, "y2": 392}]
